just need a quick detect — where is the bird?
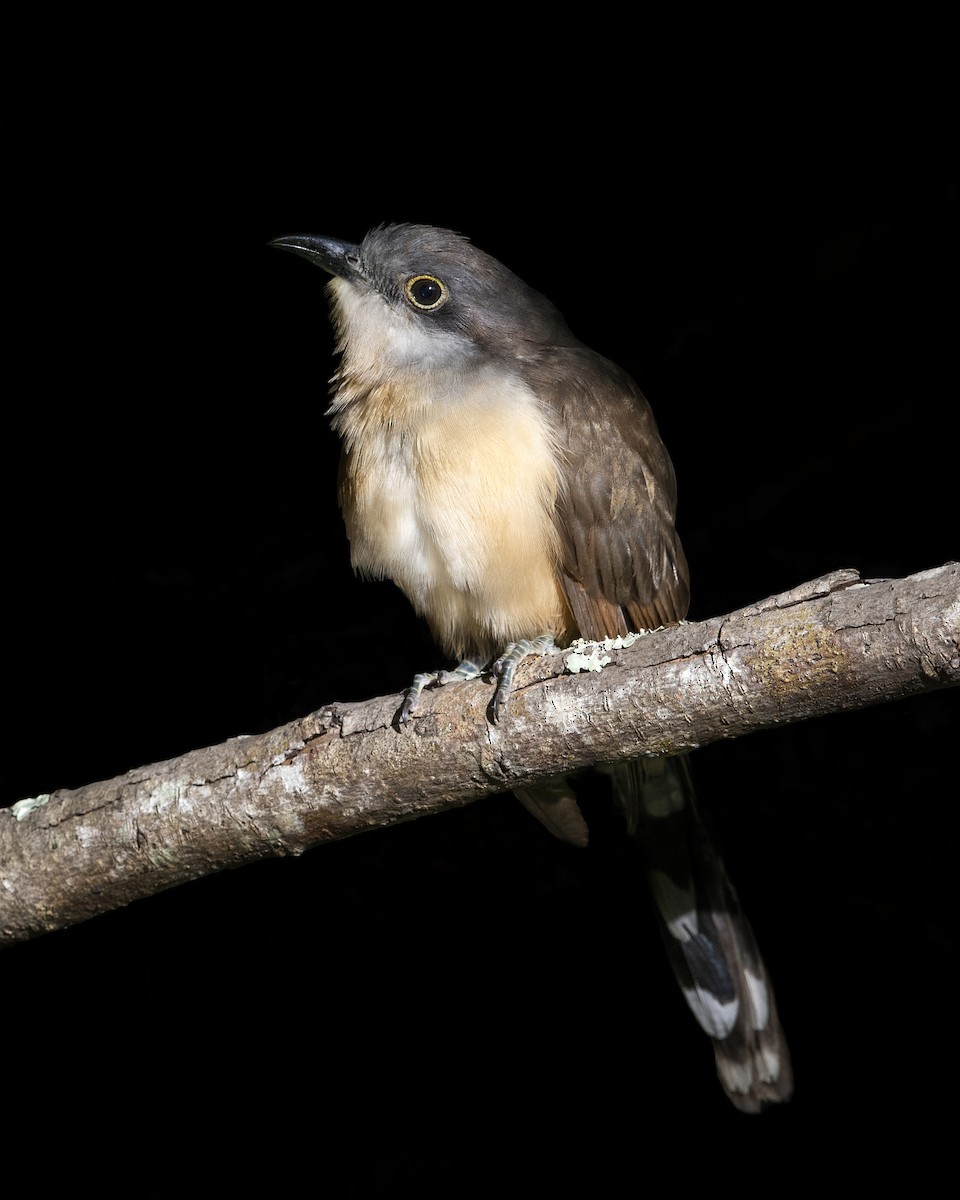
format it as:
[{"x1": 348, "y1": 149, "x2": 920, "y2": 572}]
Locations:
[{"x1": 271, "y1": 223, "x2": 793, "y2": 1112}]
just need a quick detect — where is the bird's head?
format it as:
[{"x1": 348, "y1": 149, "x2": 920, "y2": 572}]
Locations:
[{"x1": 270, "y1": 223, "x2": 576, "y2": 372}]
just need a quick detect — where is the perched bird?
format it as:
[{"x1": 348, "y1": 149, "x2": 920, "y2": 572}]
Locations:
[{"x1": 271, "y1": 223, "x2": 792, "y2": 1111}]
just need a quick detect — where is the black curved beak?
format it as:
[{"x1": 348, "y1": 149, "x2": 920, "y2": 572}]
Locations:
[{"x1": 269, "y1": 234, "x2": 363, "y2": 282}]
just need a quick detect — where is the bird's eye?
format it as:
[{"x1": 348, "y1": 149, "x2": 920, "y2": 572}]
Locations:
[{"x1": 405, "y1": 274, "x2": 448, "y2": 311}]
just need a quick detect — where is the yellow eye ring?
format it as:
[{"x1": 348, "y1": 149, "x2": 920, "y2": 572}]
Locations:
[{"x1": 404, "y1": 274, "x2": 448, "y2": 311}]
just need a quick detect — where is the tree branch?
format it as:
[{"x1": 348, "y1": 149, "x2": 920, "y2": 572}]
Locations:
[{"x1": 2, "y1": 564, "x2": 957, "y2": 945}]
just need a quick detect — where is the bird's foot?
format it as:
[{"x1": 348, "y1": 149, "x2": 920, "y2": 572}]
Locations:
[
  {"x1": 398, "y1": 635, "x2": 557, "y2": 726},
  {"x1": 399, "y1": 659, "x2": 486, "y2": 726},
  {"x1": 489, "y1": 634, "x2": 556, "y2": 722}
]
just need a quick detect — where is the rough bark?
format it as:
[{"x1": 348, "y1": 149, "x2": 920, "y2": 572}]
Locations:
[{"x1": 2, "y1": 563, "x2": 957, "y2": 945}]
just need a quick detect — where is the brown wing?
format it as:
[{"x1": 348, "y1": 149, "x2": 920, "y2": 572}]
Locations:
[{"x1": 535, "y1": 347, "x2": 690, "y2": 640}]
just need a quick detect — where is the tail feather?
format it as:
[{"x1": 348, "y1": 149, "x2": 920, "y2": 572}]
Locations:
[
  {"x1": 515, "y1": 755, "x2": 793, "y2": 1112},
  {"x1": 609, "y1": 755, "x2": 793, "y2": 1113},
  {"x1": 514, "y1": 777, "x2": 590, "y2": 848}
]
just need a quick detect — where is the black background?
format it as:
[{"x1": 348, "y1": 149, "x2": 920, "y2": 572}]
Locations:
[{"x1": 4, "y1": 75, "x2": 957, "y2": 1190}]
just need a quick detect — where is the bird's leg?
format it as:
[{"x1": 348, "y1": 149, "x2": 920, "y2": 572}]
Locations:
[
  {"x1": 400, "y1": 658, "x2": 486, "y2": 726},
  {"x1": 489, "y1": 634, "x2": 556, "y2": 722},
  {"x1": 400, "y1": 635, "x2": 557, "y2": 726}
]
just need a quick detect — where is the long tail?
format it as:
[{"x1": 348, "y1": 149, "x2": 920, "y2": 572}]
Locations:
[{"x1": 609, "y1": 754, "x2": 793, "y2": 1112}]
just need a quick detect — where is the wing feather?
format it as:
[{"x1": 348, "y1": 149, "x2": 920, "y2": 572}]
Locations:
[{"x1": 528, "y1": 347, "x2": 690, "y2": 640}]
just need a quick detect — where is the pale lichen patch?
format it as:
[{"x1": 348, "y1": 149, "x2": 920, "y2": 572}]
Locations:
[
  {"x1": 565, "y1": 647, "x2": 612, "y2": 673},
  {"x1": 11, "y1": 794, "x2": 51, "y2": 821},
  {"x1": 565, "y1": 631, "x2": 647, "y2": 673}
]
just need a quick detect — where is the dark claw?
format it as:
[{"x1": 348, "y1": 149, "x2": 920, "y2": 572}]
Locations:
[
  {"x1": 399, "y1": 692, "x2": 418, "y2": 727},
  {"x1": 398, "y1": 670, "x2": 438, "y2": 728},
  {"x1": 489, "y1": 658, "x2": 517, "y2": 723}
]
